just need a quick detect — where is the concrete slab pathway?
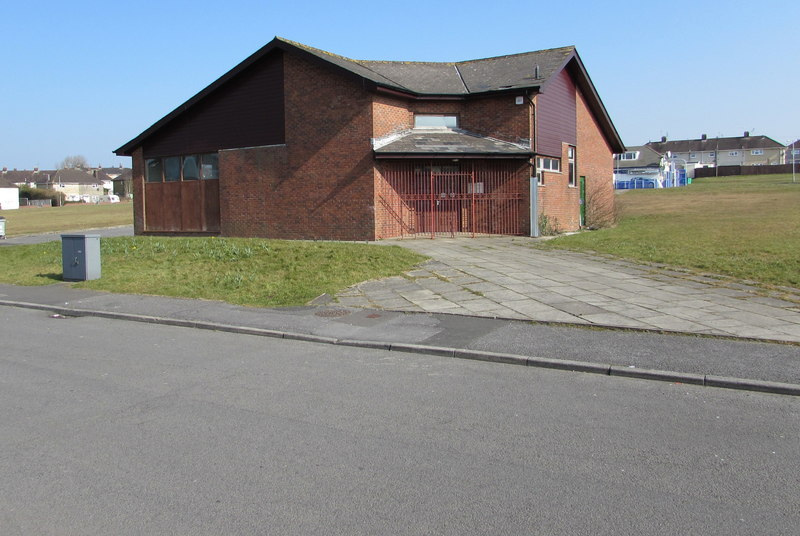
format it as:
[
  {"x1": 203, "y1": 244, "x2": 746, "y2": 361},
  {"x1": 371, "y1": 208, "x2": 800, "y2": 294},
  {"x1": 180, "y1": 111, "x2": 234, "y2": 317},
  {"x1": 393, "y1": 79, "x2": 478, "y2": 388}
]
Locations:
[{"x1": 337, "y1": 237, "x2": 800, "y2": 343}]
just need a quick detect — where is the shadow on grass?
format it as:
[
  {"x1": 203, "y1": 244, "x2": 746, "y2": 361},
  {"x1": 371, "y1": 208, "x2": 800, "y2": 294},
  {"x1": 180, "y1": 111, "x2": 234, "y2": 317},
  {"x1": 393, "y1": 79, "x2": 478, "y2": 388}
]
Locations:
[{"x1": 37, "y1": 273, "x2": 64, "y2": 282}]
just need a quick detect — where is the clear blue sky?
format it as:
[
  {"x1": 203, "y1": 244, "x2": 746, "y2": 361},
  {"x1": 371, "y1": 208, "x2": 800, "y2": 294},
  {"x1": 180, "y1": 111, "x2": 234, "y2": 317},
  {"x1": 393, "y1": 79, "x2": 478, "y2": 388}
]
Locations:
[{"x1": 2, "y1": 0, "x2": 797, "y2": 170}]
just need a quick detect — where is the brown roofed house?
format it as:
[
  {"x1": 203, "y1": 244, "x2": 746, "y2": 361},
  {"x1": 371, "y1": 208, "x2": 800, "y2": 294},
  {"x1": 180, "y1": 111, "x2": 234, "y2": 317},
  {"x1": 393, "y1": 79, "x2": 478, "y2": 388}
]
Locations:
[{"x1": 115, "y1": 37, "x2": 624, "y2": 239}]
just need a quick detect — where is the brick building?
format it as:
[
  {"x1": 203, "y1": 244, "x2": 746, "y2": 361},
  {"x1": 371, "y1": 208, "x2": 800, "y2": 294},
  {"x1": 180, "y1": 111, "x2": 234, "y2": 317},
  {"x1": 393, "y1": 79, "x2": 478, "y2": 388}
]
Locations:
[{"x1": 115, "y1": 37, "x2": 624, "y2": 239}]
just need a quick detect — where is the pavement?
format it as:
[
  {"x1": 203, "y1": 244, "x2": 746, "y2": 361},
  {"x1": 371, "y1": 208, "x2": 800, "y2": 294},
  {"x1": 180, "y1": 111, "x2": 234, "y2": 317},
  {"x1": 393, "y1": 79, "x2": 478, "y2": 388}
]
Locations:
[
  {"x1": 342, "y1": 236, "x2": 800, "y2": 344},
  {"x1": 0, "y1": 227, "x2": 799, "y2": 395}
]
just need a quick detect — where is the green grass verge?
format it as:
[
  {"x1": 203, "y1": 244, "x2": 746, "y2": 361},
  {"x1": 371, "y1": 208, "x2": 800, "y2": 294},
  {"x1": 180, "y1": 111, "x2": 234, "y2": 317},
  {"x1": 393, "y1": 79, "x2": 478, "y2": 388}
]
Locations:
[
  {"x1": 0, "y1": 236, "x2": 427, "y2": 307},
  {"x1": 0, "y1": 202, "x2": 133, "y2": 236},
  {"x1": 538, "y1": 174, "x2": 800, "y2": 288}
]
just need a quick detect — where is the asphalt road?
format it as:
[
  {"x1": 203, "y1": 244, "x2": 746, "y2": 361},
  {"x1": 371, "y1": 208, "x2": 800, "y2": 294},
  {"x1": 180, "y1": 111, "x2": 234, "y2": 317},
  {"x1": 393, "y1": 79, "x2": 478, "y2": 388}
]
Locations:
[
  {"x1": 1, "y1": 307, "x2": 799, "y2": 535},
  {"x1": 0, "y1": 225, "x2": 133, "y2": 246}
]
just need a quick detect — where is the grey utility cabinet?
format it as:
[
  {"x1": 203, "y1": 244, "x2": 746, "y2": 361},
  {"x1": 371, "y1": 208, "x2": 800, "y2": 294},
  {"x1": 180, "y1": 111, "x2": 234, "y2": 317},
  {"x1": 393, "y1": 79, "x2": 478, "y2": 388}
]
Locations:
[{"x1": 61, "y1": 234, "x2": 101, "y2": 281}]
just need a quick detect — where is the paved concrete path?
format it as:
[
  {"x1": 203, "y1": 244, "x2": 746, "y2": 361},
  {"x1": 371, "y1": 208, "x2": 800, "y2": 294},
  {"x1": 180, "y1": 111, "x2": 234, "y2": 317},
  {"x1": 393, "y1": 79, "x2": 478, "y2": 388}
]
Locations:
[{"x1": 337, "y1": 237, "x2": 800, "y2": 343}]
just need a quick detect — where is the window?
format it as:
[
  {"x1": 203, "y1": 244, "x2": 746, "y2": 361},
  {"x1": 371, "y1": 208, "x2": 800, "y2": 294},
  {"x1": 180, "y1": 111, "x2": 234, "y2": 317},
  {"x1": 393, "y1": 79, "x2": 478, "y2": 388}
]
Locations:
[
  {"x1": 414, "y1": 115, "x2": 458, "y2": 128},
  {"x1": 145, "y1": 159, "x2": 163, "y2": 182},
  {"x1": 164, "y1": 157, "x2": 181, "y2": 182},
  {"x1": 728, "y1": 151, "x2": 739, "y2": 157},
  {"x1": 615, "y1": 151, "x2": 639, "y2": 160},
  {"x1": 182, "y1": 155, "x2": 200, "y2": 180},
  {"x1": 144, "y1": 153, "x2": 219, "y2": 182},
  {"x1": 751, "y1": 149, "x2": 764, "y2": 155},
  {"x1": 201, "y1": 154, "x2": 219, "y2": 179},
  {"x1": 709, "y1": 152, "x2": 715, "y2": 157},
  {"x1": 536, "y1": 157, "x2": 560, "y2": 185},
  {"x1": 537, "y1": 157, "x2": 560, "y2": 172},
  {"x1": 689, "y1": 153, "x2": 697, "y2": 159},
  {"x1": 568, "y1": 146, "x2": 576, "y2": 187}
]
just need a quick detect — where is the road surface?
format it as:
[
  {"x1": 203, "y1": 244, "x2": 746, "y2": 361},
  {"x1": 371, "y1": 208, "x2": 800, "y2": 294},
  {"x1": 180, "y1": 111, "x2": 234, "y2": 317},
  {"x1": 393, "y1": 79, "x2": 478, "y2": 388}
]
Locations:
[{"x1": 1, "y1": 306, "x2": 798, "y2": 535}]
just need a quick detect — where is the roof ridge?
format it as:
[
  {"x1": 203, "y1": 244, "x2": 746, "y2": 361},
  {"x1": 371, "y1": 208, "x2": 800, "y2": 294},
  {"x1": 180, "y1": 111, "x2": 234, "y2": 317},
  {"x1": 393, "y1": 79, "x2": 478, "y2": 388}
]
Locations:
[
  {"x1": 275, "y1": 36, "x2": 361, "y2": 65},
  {"x1": 456, "y1": 45, "x2": 576, "y2": 65},
  {"x1": 279, "y1": 37, "x2": 575, "y2": 66}
]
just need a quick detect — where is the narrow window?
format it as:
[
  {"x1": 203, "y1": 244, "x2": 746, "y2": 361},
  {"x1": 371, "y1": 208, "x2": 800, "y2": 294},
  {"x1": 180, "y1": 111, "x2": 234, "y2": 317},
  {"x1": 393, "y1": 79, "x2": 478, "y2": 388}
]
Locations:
[
  {"x1": 145, "y1": 159, "x2": 162, "y2": 183},
  {"x1": 164, "y1": 157, "x2": 181, "y2": 182},
  {"x1": 182, "y1": 155, "x2": 200, "y2": 180},
  {"x1": 751, "y1": 149, "x2": 763, "y2": 156},
  {"x1": 568, "y1": 147, "x2": 576, "y2": 187},
  {"x1": 201, "y1": 154, "x2": 219, "y2": 179}
]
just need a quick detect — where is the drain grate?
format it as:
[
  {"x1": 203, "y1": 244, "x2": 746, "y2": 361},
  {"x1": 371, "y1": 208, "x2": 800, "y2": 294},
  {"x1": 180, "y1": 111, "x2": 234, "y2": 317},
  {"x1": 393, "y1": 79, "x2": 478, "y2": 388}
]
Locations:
[{"x1": 314, "y1": 309, "x2": 351, "y2": 318}]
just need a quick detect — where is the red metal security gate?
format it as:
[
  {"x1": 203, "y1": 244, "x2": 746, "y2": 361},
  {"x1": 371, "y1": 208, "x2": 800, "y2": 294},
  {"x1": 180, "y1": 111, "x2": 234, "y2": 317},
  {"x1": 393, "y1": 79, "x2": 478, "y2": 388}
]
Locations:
[{"x1": 377, "y1": 160, "x2": 524, "y2": 238}]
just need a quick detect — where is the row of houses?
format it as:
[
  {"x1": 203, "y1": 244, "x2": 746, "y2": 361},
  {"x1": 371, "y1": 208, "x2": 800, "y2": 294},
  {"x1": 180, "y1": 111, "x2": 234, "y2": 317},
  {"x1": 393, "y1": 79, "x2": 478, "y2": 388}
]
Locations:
[
  {"x1": 614, "y1": 133, "x2": 797, "y2": 188},
  {"x1": 0, "y1": 166, "x2": 132, "y2": 208}
]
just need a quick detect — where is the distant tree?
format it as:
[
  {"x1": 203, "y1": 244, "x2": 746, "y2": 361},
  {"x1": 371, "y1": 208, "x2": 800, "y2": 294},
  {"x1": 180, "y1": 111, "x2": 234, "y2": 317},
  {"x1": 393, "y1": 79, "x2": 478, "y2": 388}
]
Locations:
[{"x1": 57, "y1": 155, "x2": 89, "y2": 169}]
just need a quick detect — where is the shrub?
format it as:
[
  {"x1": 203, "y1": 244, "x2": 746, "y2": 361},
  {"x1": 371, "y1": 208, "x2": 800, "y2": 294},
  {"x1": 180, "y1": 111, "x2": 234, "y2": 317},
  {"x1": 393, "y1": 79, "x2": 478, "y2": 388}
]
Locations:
[{"x1": 19, "y1": 186, "x2": 66, "y2": 206}]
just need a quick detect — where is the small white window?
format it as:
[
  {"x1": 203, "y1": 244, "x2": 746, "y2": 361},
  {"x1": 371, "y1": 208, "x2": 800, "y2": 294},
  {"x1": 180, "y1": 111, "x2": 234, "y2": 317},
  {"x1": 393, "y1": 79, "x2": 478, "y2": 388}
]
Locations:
[
  {"x1": 537, "y1": 157, "x2": 560, "y2": 172},
  {"x1": 689, "y1": 153, "x2": 697, "y2": 159},
  {"x1": 728, "y1": 151, "x2": 739, "y2": 157},
  {"x1": 751, "y1": 149, "x2": 764, "y2": 155}
]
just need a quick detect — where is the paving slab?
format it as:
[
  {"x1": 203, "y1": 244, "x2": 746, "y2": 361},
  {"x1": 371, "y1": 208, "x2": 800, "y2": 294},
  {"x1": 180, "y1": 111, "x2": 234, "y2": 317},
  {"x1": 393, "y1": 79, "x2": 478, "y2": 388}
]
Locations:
[{"x1": 341, "y1": 237, "x2": 800, "y2": 344}]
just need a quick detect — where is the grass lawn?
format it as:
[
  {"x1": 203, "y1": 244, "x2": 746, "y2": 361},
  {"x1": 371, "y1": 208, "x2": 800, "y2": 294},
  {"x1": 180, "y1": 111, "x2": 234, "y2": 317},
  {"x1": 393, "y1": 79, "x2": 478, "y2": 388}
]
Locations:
[
  {"x1": 539, "y1": 174, "x2": 800, "y2": 289},
  {"x1": 0, "y1": 202, "x2": 133, "y2": 236},
  {"x1": 0, "y1": 236, "x2": 427, "y2": 307}
]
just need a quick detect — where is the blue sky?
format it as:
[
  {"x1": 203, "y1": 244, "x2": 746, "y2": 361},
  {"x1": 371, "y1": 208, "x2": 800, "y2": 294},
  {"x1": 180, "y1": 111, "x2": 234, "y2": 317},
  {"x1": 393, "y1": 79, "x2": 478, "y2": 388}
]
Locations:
[{"x1": 2, "y1": 0, "x2": 797, "y2": 170}]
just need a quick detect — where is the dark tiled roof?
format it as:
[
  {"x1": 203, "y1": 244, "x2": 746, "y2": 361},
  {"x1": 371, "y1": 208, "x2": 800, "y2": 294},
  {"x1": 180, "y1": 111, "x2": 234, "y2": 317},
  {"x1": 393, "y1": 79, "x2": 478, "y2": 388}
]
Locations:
[
  {"x1": 456, "y1": 48, "x2": 574, "y2": 93},
  {"x1": 614, "y1": 145, "x2": 662, "y2": 169},
  {"x1": 53, "y1": 169, "x2": 100, "y2": 184},
  {"x1": 0, "y1": 169, "x2": 57, "y2": 185},
  {"x1": 374, "y1": 129, "x2": 530, "y2": 157},
  {"x1": 646, "y1": 135, "x2": 785, "y2": 154},
  {"x1": 283, "y1": 38, "x2": 574, "y2": 96},
  {"x1": 116, "y1": 37, "x2": 624, "y2": 155}
]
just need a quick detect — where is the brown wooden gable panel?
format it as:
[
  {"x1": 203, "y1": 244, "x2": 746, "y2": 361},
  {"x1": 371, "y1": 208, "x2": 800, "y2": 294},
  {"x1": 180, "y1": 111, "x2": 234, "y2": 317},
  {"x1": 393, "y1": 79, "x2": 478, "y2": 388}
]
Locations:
[
  {"x1": 536, "y1": 68, "x2": 576, "y2": 158},
  {"x1": 143, "y1": 52, "x2": 285, "y2": 158}
]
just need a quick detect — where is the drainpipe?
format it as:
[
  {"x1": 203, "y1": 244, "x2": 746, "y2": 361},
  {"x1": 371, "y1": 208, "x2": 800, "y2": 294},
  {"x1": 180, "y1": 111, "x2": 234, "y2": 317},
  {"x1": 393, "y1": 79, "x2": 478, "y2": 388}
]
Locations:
[{"x1": 527, "y1": 92, "x2": 539, "y2": 237}]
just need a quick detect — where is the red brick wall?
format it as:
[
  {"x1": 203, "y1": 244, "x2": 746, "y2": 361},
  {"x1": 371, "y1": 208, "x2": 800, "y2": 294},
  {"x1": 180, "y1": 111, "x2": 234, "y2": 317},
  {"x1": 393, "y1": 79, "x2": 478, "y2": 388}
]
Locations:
[
  {"x1": 462, "y1": 95, "x2": 529, "y2": 143},
  {"x1": 373, "y1": 94, "x2": 412, "y2": 137},
  {"x1": 214, "y1": 52, "x2": 377, "y2": 240},
  {"x1": 576, "y1": 87, "x2": 615, "y2": 228},
  {"x1": 373, "y1": 94, "x2": 530, "y2": 144},
  {"x1": 277, "y1": 52, "x2": 376, "y2": 240},
  {"x1": 537, "y1": 142, "x2": 580, "y2": 232},
  {"x1": 219, "y1": 145, "x2": 288, "y2": 237}
]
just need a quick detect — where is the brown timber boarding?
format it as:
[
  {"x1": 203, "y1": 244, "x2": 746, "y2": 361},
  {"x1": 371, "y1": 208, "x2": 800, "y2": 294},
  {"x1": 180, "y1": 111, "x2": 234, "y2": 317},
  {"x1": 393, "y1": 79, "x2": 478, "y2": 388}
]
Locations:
[
  {"x1": 142, "y1": 52, "x2": 285, "y2": 158},
  {"x1": 144, "y1": 180, "x2": 220, "y2": 233},
  {"x1": 377, "y1": 160, "x2": 526, "y2": 238}
]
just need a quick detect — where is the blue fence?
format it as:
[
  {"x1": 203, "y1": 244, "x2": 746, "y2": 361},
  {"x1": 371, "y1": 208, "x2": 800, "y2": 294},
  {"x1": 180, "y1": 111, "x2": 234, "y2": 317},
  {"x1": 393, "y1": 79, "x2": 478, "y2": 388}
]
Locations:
[{"x1": 615, "y1": 170, "x2": 687, "y2": 190}]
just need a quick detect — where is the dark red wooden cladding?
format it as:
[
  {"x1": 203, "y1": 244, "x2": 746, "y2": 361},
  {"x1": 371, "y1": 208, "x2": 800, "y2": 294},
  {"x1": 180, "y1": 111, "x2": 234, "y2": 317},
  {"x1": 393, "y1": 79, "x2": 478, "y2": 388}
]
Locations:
[
  {"x1": 144, "y1": 180, "x2": 220, "y2": 233},
  {"x1": 378, "y1": 160, "x2": 524, "y2": 238},
  {"x1": 536, "y1": 68, "x2": 576, "y2": 158},
  {"x1": 143, "y1": 52, "x2": 285, "y2": 158}
]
